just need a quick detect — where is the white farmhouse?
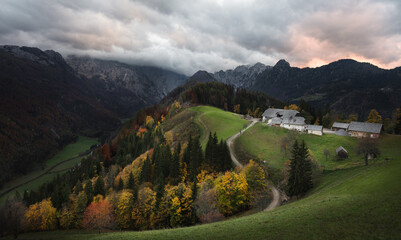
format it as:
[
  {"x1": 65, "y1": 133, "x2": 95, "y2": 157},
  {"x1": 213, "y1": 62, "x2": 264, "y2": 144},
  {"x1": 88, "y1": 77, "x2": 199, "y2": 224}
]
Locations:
[{"x1": 306, "y1": 125, "x2": 323, "y2": 136}]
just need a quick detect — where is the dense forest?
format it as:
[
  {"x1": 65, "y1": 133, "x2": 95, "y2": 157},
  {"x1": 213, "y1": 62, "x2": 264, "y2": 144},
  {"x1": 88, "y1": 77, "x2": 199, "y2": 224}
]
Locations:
[{"x1": 0, "y1": 82, "x2": 274, "y2": 236}]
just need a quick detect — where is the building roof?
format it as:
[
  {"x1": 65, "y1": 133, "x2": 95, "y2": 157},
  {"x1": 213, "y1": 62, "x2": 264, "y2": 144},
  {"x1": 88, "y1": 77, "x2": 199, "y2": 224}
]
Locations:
[
  {"x1": 348, "y1": 121, "x2": 382, "y2": 134},
  {"x1": 262, "y1": 108, "x2": 299, "y2": 119},
  {"x1": 335, "y1": 129, "x2": 350, "y2": 136},
  {"x1": 270, "y1": 117, "x2": 282, "y2": 125},
  {"x1": 306, "y1": 125, "x2": 323, "y2": 131},
  {"x1": 282, "y1": 116, "x2": 305, "y2": 126},
  {"x1": 332, "y1": 122, "x2": 349, "y2": 129},
  {"x1": 336, "y1": 146, "x2": 348, "y2": 154}
]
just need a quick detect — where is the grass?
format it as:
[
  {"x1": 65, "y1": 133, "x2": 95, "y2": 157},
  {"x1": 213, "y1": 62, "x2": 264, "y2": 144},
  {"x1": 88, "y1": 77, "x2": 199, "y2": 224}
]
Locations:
[
  {"x1": 191, "y1": 106, "x2": 250, "y2": 148},
  {"x1": 0, "y1": 136, "x2": 98, "y2": 206},
  {"x1": 238, "y1": 123, "x2": 360, "y2": 170},
  {"x1": 10, "y1": 140, "x2": 401, "y2": 239},
  {"x1": 4, "y1": 111, "x2": 401, "y2": 240}
]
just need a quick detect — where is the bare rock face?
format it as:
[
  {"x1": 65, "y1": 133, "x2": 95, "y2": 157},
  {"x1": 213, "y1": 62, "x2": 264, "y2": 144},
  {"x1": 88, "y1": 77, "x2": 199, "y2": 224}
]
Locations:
[
  {"x1": 66, "y1": 56, "x2": 187, "y2": 113},
  {"x1": 212, "y1": 62, "x2": 269, "y2": 88}
]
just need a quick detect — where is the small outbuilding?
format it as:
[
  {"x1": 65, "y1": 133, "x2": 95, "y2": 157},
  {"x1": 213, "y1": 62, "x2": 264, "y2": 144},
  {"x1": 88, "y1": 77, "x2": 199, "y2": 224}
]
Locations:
[
  {"x1": 336, "y1": 146, "x2": 348, "y2": 159},
  {"x1": 306, "y1": 125, "x2": 323, "y2": 136},
  {"x1": 332, "y1": 122, "x2": 349, "y2": 131}
]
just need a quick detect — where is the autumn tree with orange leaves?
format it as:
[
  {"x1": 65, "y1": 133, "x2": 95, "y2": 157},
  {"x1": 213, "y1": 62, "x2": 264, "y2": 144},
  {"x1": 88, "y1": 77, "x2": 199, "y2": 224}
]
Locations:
[{"x1": 82, "y1": 199, "x2": 115, "y2": 233}]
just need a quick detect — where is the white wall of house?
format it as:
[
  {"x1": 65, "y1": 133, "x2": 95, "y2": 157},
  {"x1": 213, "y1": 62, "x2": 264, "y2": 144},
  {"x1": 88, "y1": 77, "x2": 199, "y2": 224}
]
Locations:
[
  {"x1": 281, "y1": 124, "x2": 305, "y2": 132},
  {"x1": 308, "y1": 130, "x2": 323, "y2": 136}
]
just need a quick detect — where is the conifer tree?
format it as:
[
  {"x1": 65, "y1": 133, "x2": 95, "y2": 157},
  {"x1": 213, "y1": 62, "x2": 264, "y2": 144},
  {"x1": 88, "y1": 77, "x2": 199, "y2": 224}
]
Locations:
[
  {"x1": 94, "y1": 176, "x2": 105, "y2": 196},
  {"x1": 287, "y1": 140, "x2": 313, "y2": 197},
  {"x1": 84, "y1": 179, "x2": 94, "y2": 205},
  {"x1": 117, "y1": 178, "x2": 124, "y2": 191},
  {"x1": 189, "y1": 137, "x2": 203, "y2": 179},
  {"x1": 127, "y1": 172, "x2": 135, "y2": 190},
  {"x1": 169, "y1": 142, "x2": 181, "y2": 185},
  {"x1": 140, "y1": 155, "x2": 152, "y2": 183},
  {"x1": 74, "y1": 180, "x2": 83, "y2": 194}
]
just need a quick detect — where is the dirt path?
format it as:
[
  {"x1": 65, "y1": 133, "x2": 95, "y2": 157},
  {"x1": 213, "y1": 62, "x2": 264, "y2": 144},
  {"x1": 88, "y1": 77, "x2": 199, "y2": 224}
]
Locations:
[
  {"x1": 226, "y1": 120, "x2": 258, "y2": 168},
  {"x1": 197, "y1": 113, "x2": 210, "y2": 146},
  {"x1": 264, "y1": 186, "x2": 281, "y2": 211},
  {"x1": 226, "y1": 120, "x2": 281, "y2": 211}
]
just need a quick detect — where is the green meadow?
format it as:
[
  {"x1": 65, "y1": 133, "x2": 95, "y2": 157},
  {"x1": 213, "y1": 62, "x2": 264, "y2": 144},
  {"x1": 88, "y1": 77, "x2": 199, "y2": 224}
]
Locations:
[{"x1": 0, "y1": 136, "x2": 98, "y2": 205}]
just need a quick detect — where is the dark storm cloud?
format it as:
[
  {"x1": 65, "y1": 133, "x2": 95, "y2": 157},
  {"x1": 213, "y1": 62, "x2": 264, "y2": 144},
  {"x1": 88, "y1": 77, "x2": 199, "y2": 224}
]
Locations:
[{"x1": 0, "y1": 0, "x2": 400, "y2": 75}]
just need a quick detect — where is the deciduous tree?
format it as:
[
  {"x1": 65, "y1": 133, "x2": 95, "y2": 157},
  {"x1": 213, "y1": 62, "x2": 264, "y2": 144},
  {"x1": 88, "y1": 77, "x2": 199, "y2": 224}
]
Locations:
[{"x1": 82, "y1": 199, "x2": 115, "y2": 233}]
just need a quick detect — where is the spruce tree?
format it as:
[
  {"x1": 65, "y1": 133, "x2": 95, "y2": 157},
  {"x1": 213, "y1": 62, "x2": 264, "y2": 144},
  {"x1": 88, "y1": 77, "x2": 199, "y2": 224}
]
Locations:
[
  {"x1": 127, "y1": 172, "x2": 135, "y2": 190},
  {"x1": 189, "y1": 136, "x2": 203, "y2": 179},
  {"x1": 205, "y1": 132, "x2": 213, "y2": 166},
  {"x1": 94, "y1": 175, "x2": 105, "y2": 196},
  {"x1": 155, "y1": 173, "x2": 165, "y2": 209},
  {"x1": 84, "y1": 179, "x2": 94, "y2": 204},
  {"x1": 74, "y1": 180, "x2": 83, "y2": 194},
  {"x1": 140, "y1": 155, "x2": 152, "y2": 183},
  {"x1": 169, "y1": 142, "x2": 181, "y2": 185},
  {"x1": 287, "y1": 140, "x2": 313, "y2": 197},
  {"x1": 117, "y1": 178, "x2": 124, "y2": 191}
]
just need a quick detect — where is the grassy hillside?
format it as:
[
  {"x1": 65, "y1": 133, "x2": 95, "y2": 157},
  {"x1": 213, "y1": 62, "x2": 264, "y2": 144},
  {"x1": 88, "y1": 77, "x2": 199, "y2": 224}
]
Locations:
[
  {"x1": 0, "y1": 136, "x2": 98, "y2": 205},
  {"x1": 238, "y1": 123, "x2": 360, "y2": 170},
  {"x1": 10, "y1": 134, "x2": 401, "y2": 239},
  {"x1": 191, "y1": 106, "x2": 250, "y2": 148},
  {"x1": 4, "y1": 111, "x2": 401, "y2": 240}
]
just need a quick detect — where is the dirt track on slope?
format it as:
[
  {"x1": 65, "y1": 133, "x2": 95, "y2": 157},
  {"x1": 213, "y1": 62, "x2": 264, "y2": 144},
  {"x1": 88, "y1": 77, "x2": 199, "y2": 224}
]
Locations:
[{"x1": 226, "y1": 120, "x2": 281, "y2": 211}]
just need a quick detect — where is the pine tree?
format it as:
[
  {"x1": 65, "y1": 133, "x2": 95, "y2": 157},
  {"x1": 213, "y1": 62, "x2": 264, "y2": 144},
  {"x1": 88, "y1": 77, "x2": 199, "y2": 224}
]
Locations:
[
  {"x1": 140, "y1": 154, "x2": 152, "y2": 183},
  {"x1": 94, "y1": 176, "x2": 105, "y2": 196},
  {"x1": 155, "y1": 173, "x2": 165, "y2": 209},
  {"x1": 74, "y1": 180, "x2": 83, "y2": 194},
  {"x1": 205, "y1": 132, "x2": 213, "y2": 166},
  {"x1": 127, "y1": 172, "x2": 135, "y2": 190},
  {"x1": 84, "y1": 179, "x2": 94, "y2": 205},
  {"x1": 189, "y1": 137, "x2": 203, "y2": 179},
  {"x1": 117, "y1": 178, "x2": 124, "y2": 191},
  {"x1": 287, "y1": 140, "x2": 313, "y2": 197},
  {"x1": 169, "y1": 142, "x2": 181, "y2": 185}
]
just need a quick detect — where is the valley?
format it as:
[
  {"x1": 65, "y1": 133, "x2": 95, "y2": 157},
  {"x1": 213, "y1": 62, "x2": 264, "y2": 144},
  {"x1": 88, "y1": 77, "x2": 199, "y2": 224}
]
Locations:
[
  {"x1": 5, "y1": 106, "x2": 401, "y2": 240},
  {"x1": 0, "y1": 136, "x2": 98, "y2": 206}
]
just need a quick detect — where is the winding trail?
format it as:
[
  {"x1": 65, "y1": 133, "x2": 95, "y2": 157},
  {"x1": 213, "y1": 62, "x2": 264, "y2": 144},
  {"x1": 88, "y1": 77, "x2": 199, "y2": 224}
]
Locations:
[
  {"x1": 197, "y1": 113, "x2": 210, "y2": 146},
  {"x1": 226, "y1": 119, "x2": 281, "y2": 212}
]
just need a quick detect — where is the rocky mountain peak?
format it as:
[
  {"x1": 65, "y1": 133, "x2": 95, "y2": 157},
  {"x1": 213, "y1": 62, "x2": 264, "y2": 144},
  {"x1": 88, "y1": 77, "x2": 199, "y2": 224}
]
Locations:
[
  {"x1": 274, "y1": 59, "x2": 290, "y2": 68},
  {"x1": 0, "y1": 45, "x2": 67, "y2": 67}
]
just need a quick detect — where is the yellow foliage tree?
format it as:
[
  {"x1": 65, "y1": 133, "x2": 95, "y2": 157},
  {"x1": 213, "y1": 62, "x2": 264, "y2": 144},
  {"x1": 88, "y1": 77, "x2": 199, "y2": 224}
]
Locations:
[
  {"x1": 132, "y1": 187, "x2": 156, "y2": 229},
  {"x1": 164, "y1": 183, "x2": 194, "y2": 227},
  {"x1": 59, "y1": 207, "x2": 75, "y2": 229},
  {"x1": 288, "y1": 104, "x2": 300, "y2": 111},
  {"x1": 145, "y1": 115, "x2": 155, "y2": 128},
  {"x1": 25, "y1": 198, "x2": 57, "y2": 231},
  {"x1": 115, "y1": 190, "x2": 134, "y2": 229},
  {"x1": 367, "y1": 109, "x2": 382, "y2": 123},
  {"x1": 215, "y1": 171, "x2": 249, "y2": 216},
  {"x1": 233, "y1": 104, "x2": 241, "y2": 113},
  {"x1": 165, "y1": 131, "x2": 174, "y2": 146}
]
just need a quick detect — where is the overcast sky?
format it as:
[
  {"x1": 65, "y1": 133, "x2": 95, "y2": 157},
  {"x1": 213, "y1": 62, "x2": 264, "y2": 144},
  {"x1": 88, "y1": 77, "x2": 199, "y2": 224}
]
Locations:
[{"x1": 1, "y1": 0, "x2": 401, "y2": 75}]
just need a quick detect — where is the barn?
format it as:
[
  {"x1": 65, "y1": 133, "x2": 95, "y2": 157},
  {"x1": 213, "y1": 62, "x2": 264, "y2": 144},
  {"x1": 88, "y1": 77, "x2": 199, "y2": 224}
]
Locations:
[
  {"x1": 281, "y1": 117, "x2": 306, "y2": 132},
  {"x1": 347, "y1": 122, "x2": 382, "y2": 138},
  {"x1": 306, "y1": 125, "x2": 323, "y2": 136},
  {"x1": 332, "y1": 122, "x2": 349, "y2": 131}
]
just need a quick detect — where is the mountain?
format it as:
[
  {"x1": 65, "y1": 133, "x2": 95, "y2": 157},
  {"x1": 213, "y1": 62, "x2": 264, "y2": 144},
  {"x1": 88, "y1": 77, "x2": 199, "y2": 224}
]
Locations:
[
  {"x1": 66, "y1": 56, "x2": 187, "y2": 116},
  {"x1": 0, "y1": 46, "x2": 123, "y2": 186},
  {"x1": 251, "y1": 59, "x2": 401, "y2": 118},
  {"x1": 187, "y1": 59, "x2": 401, "y2": 119},
  {"x1": 212, "y1": 62, "x2": 269, "y2": 88}
]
